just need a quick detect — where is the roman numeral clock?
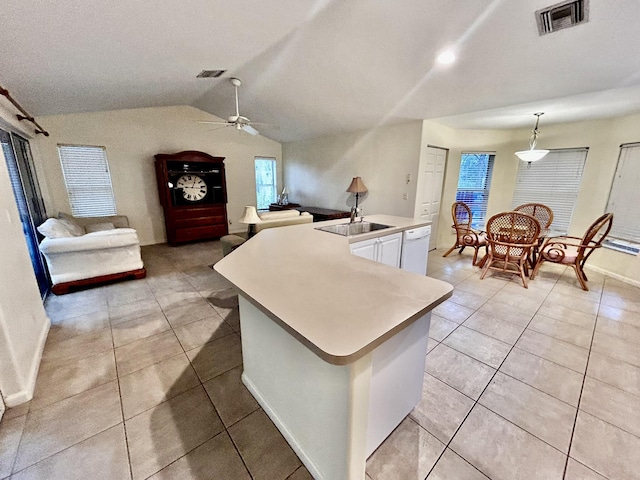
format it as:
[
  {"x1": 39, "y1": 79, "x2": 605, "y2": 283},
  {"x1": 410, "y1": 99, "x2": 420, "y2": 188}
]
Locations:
[{"x1": 154, "y1": 150, "x2": 229, "y2": 245}]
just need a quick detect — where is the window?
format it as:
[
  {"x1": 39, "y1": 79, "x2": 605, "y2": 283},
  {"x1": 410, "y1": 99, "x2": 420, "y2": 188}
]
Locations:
[
  {"x1": 512, "y1": 148, "x2": 588, "y2": 234},
  {"x1": 455, "y1": 152, "x2": 495, "y2": 229},
  {"x1": 255, "y1": 157, "x2": 277, "y2": 210},
  {"x1": 58, "y1": 145, "x2": 117, "y2": 217},
  {"x1": 605, "y1": 143, "x2": 640, "y2": 254}
]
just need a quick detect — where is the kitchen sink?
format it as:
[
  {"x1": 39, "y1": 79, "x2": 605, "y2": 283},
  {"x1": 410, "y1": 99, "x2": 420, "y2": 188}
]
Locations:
[{"x1": 316, "y1": 221, "x2": 393, "y2": 236}]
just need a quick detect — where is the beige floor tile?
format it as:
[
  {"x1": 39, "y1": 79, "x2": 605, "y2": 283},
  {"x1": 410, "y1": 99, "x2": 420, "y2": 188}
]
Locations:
[
  {"x1": 148, "y1": 432, "x2": 250, "y2": 480},
  {"x1": 479, "y1": 372, "x2": 575, "y2": 452},
  {"x1": 428, "y1": 315, "x2": 459, "y2": 342},
  {"x1": 155, "y1": 290, "x2": 201, "y2": 310},
  {"x1": 432, "y1": 301, "x2": 475, "y2": 324},
  {"x1": 601, "y1": 293, "x2": 640, "y2": 314},
  {"x1": 426, "y1": 337, "x2": 439, "y2": 354},
  {"x1": 11, "y1": 424, "x2": 130, "y2": 480},
  {"x1": 426, "y1": 448, "x2": 489, "y2": 480},
  {"x1": 47, "y1": 310, "x2": 110, "y2": 345},
  {"x1": 186, "y1": 334, "x2": 243, "y2": 382},
  {"x1": 463, "y1": 311, "x2": 525, "y2": 344},
  {"x1": 203, "y1": 366, "x2": 259, "y2": 427},
  {"x1": 39, "y1": 329, "x2": 113, "y2": 372},
  {"x1": 125, "y1": 386, "x2": 223, "y2": 480},
  {"x1": 580, "y1": 377, "x2": 640, "y2": 438},
  {"x1": 544, "y1": 291, "x2": 599, "y2": 315},
  {"x1": 500, "y1": 348, "x2": 583, "y2": 406},
  {"x1": 489, "y1": 292, "x2": 544, "y2": 317},
  {"x1": 2, "y1": 403, "x2": 29, "y2": 421},
  {"x1": 598, "y1": 304, "x2": 640, "y2": 328},
  {"x1": 456, "y1": 274, "x2": 507, "y2": 296},
  {"x1": 571, "y1": 410, "x2": 640, "y2": 480},
  {"x1": 287, "y1": 465, "x2": 314, "y2": 480},
  {"x1": 587, "y1": 351, "x2": 640, "y2": 397},
  {"x1": 410, "y1": 373, "x2": 474, "y2": 443},
  {"x1": 115, "y1": 330, "x2": 183, "y2": 376},
  {"x1": 552, "y1": 282, "x2": 602, "y2": 303},
  {"x1": 443, "y1": 326, "x2": 511, "y2": 368},
  {"x1": 0, "y1": 415, "x2": 27, "y2": 479},
  {"x1": 591, "y1": 331, "x2": 640, "y2": 368},
  {"x1": 173, "y1": 314, "x2": 234, "y2": 350},
  {"x1": 595, "y1": 316, "x2": 640, "y2": 345},
  {"x1": 516, "y1": 329, "x2": 589, "y2": 373},
  {"x1": 31, "y1": 350, "x2": 116, "y2": 410},
  {"x1": 119, "y1": 353, "x2": 200, "y2": 420},
  {"x1": 366, "y1": 417, "x2": 445, "y2": 480},
  {"x1": 228, "y1": 409, "x2": 301, "y2": 480},
  {"x1": 425, "y1": 344, "x2": 496, "y2": 400},
  {"x1": 564, "y1": 458, "x2": 607, "y2": 480},
  {"x1": 528, "y1": 314, "x2": 593, "y2": 348},
  {"x1": 536, "y1": 303, "x2": 596, "y2": 330},
  {"x1": 476, "y1": 299, "x2": 533, "y2": 327},
  {"x1": 108, "y1": 297, "x2": 162, "y2": 325},
  {"x1": 14, "y1": 381, "x2": 122, "y2": 472},
  {"x1": 430, "y1": 269, "x2": 475, "y2": 286},
  {"x1": 111, "y1": 311, "x2": 171, "y2": 347},
  {"x1": 449, "y1": 289, "x2": 490, "y2": 310},
  {"x1": 162, "y1": 297, "x2": 216, "y2": 327},
  {"x1": 105, "y1": 280, "x2": 154, "y2": 307},
  {"x1": 450, "y1": 405, "x2": 566, "y2": 480}
]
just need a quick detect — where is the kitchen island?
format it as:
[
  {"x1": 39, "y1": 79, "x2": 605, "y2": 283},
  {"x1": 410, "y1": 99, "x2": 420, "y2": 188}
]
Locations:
[{"x1": 214, "y1": 215, "x2": 452, "y2": 479}]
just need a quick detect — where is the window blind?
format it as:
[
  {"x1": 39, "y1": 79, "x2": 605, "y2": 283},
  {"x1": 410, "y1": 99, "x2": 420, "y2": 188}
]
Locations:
[
  {"x1": 606, "y1": 144, "x2": 640, "y2": 244},
  {"x1": 456, "y1": 153, "x2": 495, "y2": 229},
  {"x1": 512, "y1": 148, "x2": 588, "y2": 234},
  {"x1": 58, "y1": 145, "x2": 117, "y2": 217}
]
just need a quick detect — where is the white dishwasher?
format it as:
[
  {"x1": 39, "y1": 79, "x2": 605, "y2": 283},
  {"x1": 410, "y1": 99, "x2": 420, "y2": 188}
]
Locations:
[{"x1": 400, "y1": 225, "x2": 431, "y2": 275}]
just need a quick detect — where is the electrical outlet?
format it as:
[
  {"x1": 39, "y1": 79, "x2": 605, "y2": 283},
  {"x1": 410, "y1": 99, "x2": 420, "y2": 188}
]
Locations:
[
  {"x1": 229, "y1": 220, "x2": 232, "y2": 224},
  {"x1": 403, "y1": 193, "x2": 408, "y2": 200}
]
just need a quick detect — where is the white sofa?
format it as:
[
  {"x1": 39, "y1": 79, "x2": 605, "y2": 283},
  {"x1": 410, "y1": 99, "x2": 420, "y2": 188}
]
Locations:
[{"x1": 38, "y1": 214, "x2": 145, "y2": 294}]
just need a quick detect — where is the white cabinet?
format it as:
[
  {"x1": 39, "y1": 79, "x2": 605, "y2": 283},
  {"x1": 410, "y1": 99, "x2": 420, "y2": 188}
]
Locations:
[{"x1": 350, "y1": 232, "x2": 402, "y2": 267}]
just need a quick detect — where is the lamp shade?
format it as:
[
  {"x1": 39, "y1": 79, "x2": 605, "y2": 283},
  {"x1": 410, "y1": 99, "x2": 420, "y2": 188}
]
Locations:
[
  {"x1": 346, "y1": 177, "x2": 368, "y2": 193},
  {"x1": 238, "y1": 206, "x2": 262, "y2": 224},
  {"x1": 515, "y1": 149, "x2": 549, "y2": 162}
]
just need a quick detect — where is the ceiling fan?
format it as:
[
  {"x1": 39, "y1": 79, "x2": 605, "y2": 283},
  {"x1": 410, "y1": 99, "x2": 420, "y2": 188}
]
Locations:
[{"x1": 198, "y1": 77, "x2": 264, "y2": 135}]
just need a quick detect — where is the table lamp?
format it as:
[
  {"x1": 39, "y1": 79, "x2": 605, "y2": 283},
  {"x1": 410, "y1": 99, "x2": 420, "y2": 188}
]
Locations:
[
  {"x1": 346, "y1": 177, "x2": 368, "y2": 215},
  {"x1": 238, "y1": 206, "x2": 262, "y2": 238}
]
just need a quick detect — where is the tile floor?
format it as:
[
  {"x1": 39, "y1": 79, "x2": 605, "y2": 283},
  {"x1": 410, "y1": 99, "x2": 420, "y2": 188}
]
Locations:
[{"x1": 0, "y1": 240, "x2": 638, "y2": 479}]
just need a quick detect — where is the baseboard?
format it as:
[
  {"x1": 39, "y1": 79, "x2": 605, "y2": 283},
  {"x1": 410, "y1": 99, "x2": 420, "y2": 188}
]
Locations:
[
  {"x1": 4, "y1": 315, "x2": 50, "y2": 407},
  {"x1": 584, "y1": 265, "x2": 640, "y2": 288},
  {"x1": 241, "y1": 372, "x2": 323, "y2": 480}
]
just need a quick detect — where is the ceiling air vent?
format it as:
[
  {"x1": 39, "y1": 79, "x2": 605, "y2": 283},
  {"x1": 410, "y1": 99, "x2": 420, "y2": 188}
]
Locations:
[
  {"x1": 536, "y1": 0, "x2": 589, "y2": 35},
  {"x1": 196, "y1": 70, "x2": 226, "y2": 78}
]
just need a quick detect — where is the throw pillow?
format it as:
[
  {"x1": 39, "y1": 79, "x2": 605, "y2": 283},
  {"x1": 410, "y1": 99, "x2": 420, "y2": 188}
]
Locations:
[
  {"x1": 57, "y1": 213, "x2": 86, "y2": 236},
  {"x1": 85, "y1": 222, "x2": 116, "y2": 233},
  {"x1": 37, "y1": 218, "x2": 75, "y2": 239}
]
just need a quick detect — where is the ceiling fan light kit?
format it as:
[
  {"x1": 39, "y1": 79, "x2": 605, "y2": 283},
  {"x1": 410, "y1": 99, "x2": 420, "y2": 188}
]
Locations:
[{"x1": 515, "y1": 112, "x2": 549, "y2": 164}]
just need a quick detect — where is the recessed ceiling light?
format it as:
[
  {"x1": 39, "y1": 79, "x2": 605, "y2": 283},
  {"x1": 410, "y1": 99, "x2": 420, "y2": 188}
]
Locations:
[{"x1": 436, "y1": 50, "x2": 456, "y2": 65}]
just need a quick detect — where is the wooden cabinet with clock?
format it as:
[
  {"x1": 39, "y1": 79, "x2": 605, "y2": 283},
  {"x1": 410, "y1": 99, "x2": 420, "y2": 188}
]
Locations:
[{"x1": 154, "y1": 150, "x2": 229, "y2": 245}]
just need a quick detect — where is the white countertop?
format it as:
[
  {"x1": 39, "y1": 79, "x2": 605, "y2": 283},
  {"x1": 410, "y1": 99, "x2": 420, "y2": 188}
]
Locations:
[{"x1": 214, "y1": 214, "x2": 453, "y2": 365}]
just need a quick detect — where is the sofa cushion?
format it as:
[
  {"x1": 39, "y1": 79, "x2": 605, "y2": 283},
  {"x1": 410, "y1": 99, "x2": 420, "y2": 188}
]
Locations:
[
  {"x1": 85, "y1": 222, "x2": 116, "y2": 233},
  {"x1": 37, "y1": 218, "x2": 76, "y2": 239},
  {"x1": 258, "y1": 210, "x2": 301, "y2": 221},
  {"x1": 57, "y1": 213, "x2": 87, "y2": 236}
]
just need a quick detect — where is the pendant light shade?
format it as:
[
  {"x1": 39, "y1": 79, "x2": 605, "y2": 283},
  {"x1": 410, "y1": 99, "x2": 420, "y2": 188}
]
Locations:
[{"x1": 515, "y1": 113, "x2": 549, "y2": 163}]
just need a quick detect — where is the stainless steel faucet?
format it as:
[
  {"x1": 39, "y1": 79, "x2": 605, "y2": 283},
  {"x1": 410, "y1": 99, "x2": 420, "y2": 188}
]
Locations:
[{"x1": 350, "y1": 206, "x2": 359, "y2": 223}]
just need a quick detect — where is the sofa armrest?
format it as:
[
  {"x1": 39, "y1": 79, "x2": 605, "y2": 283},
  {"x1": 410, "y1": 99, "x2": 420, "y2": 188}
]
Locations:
[
  {"x1": 71, "y1": 215, "x2": 130, "y2": 229},
  {"x1": 39, "y1": 228, "x2": 140, "y2": 254},
  {"x1": 255, "y1": 212, "x2": 313, "y2": 232}
]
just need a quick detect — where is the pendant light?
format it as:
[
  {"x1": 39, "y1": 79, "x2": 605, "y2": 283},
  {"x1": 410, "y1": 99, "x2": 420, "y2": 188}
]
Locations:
[{"x1": 515, "y1": 113, "x2": 549, "y2": 163}]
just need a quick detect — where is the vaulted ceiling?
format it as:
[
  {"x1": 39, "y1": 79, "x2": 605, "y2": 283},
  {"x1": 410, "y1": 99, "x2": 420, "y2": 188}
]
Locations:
[{"x1": 2, "y1": 0, "x2": 639, "y2": 142}]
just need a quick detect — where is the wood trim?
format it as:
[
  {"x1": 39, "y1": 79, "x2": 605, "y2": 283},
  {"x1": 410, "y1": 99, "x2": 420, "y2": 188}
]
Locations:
[{"x1": 51, "y1": 268, "x2": 146, "y2": 295}]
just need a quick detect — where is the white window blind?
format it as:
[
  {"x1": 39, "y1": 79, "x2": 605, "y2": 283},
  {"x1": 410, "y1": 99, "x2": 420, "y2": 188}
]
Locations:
[
  {"x1": 456, "y1": 152, "x2": 495, "y2": 229},
  {"x1": 58, "y1": 145, "x2": 117, "y2": 217},
  {"x1": 606, "y1": 144, "x2": 640, "y2": 245},
  {"x1": 255, "y1": 157, "x2": 277, "y2": 210},
  {"x1": 512, "y1": 148, "x2": 588, "y2": 234}
]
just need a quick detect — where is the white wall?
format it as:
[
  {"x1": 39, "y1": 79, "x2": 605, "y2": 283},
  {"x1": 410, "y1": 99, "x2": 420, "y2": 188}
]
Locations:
[
  {"x1": 33, "y1": 105, "x2": 283, "y2": 241},
  {"x1": 0, "y1": 104, "x2": 50, "y2": 406},
  {"x1": 283, "y1": 121, "x2": 422, "y2": 217},
  {"x1": 422, "y1": 114, "x2": 640, "y2": 284}
]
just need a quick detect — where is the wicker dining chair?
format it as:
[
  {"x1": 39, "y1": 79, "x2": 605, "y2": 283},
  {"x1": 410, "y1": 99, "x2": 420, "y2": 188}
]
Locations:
[
  {"x1": 514, "y1": 203, "x2": 554, "y2": 230},
  {"x1": 480, "y1": 211, "x2": 541, "y2": 288},
  {"x1": 442, "y1": 202, "x2": 487, "y2": 266},
  {"x1": 531, "y1": 213, "x2": 613, "y2": 291}
]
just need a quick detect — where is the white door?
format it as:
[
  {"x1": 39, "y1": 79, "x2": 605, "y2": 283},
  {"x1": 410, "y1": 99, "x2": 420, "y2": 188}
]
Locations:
[
  {"x1": 376, "y1": 233, "x2": 402, "y2": 267},
  {"x1": 417, "y1": 147, "x2": 447, "y2": 251}
]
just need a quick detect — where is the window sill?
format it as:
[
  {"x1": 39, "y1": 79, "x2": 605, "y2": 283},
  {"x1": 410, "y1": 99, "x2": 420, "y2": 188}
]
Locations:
[{"x1": 604, "y1": 239, "x2": 640, "y2": 256}]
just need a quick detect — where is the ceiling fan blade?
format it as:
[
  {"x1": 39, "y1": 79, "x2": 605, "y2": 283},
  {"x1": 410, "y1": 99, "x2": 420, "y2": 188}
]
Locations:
[
  {"x1": 197, "y1": 120, "x2": 231, "y2": 125},
  {"x1": 242, "y1": 124, "x2": 259, "y2": 136}
]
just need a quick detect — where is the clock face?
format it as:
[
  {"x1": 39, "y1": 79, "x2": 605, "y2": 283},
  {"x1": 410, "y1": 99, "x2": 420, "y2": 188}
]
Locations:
[{"x1": 176, "y1": 174, "x2": 208, "y2": 202}]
